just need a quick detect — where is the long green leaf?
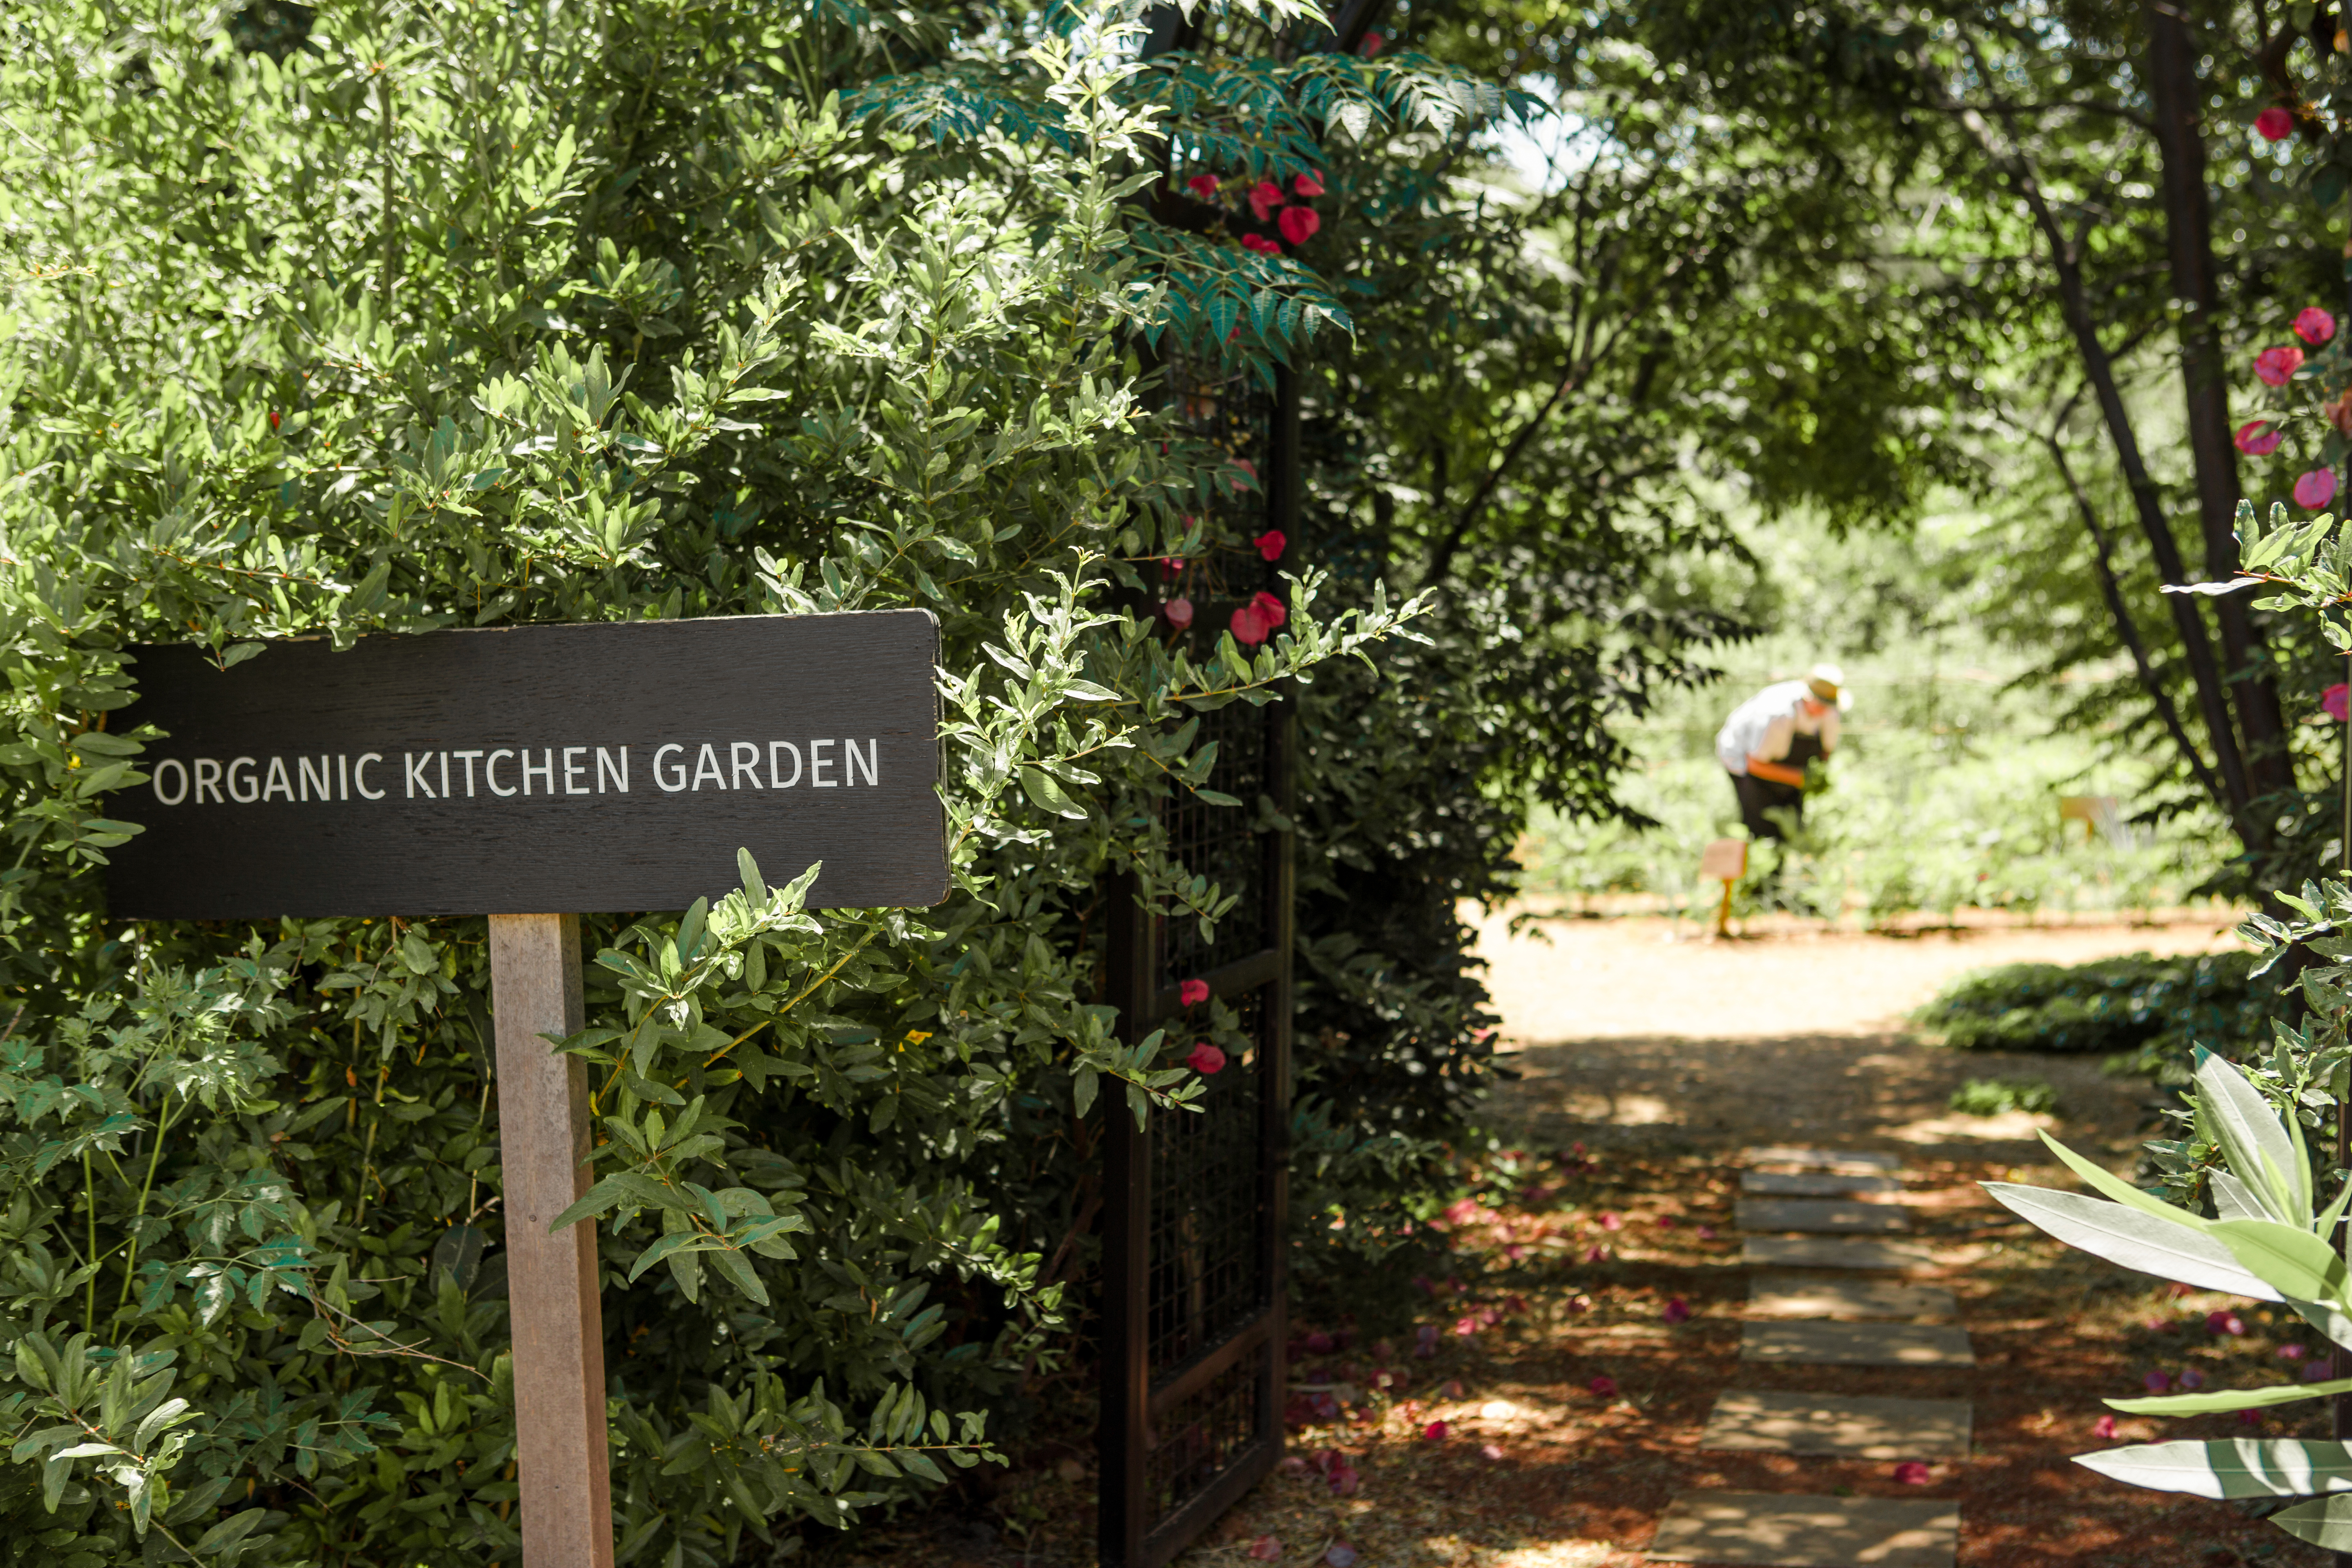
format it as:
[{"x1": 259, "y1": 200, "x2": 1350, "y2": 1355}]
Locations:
[
  {"x1": 2029, "y1": 1128, "x2": 2218, "y2": 1230},
  {"x1": 2276, "y1": 1493, "x2": 2352, "y2": 1549},
  {"x1": 2107, "y1": 1376, "x2": 2352, "y2": 1415},
  {"x1": 1983, "y1": 1183, "x2": 2281, "y2": 1299},
  {"x1": 2075, "y1": 1438, "x2": 2352, "y2": 1499},
  {"x1": 2199, "y1": 1054, "x2": 2310, "y2": 1225},
  {"x1": 2212, "y1": 1219, "x2": 2350, "y2": 1307}
]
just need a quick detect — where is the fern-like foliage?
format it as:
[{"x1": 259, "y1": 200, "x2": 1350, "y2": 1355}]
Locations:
[{"x1": 1124, "y1": 220, "x2": 1354, "y2": 365}]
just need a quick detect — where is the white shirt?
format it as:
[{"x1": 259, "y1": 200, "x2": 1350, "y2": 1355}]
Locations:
[{"x1": 1715, "y1": 680, "x2": 1840, "y2": 776}]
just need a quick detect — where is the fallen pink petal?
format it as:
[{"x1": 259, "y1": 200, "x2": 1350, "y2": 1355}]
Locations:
[
  {"x1": 1248, "y1": 1536, "x2": 1283, "y2": 1561},
  {"x1": 2281, "y1": 1343, "x2": 2308, "y2": 1360},
  {"x1": 1588, "y1": 1375, "x2": 1618, "y2": 1397},
  {"x1": 1599, "y1": 1212, "x2": 1622, "y2": 1231},
  {"x1": 1662, "y1": 1297, "x2": 1691, "y2": 1325},
  {"x1": 2144, "y1": 1370, "x2": 2172, "y2": 1393},
  {"x1": 2092, "y1": 1414, "x2": 2118, "y2": 1439},
  {"x1": 1421, "y1": 1420, "x2": 1448, "y2": 1441},
  {"x1": 1481, "y1": 1442, "x2": 1506, "y2": 1461},
  {"x1": 1893, "y1": 1462, "x2": 1931, "y2": 1485}
]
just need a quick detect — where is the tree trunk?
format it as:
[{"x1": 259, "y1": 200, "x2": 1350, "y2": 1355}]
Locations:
[{"x1": 2145, "y1": 0, "x2": 2295, "y2": 801}]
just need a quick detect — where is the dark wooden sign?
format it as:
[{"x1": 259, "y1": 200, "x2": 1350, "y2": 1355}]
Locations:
[{"x1": 104, "y1": 610, "x2": 948, "y2": 918}]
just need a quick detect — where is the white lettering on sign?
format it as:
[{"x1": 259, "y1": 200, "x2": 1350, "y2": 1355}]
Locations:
[{"x1": 151, "y1": 741, "x2": 882, "y2": 806}]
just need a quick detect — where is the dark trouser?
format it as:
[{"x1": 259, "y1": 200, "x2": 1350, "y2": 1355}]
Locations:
[{"x1": 1731, "y1": 772, "x2": 1803, "y2": 841}]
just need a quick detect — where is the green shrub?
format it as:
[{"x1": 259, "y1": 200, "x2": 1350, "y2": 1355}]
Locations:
[
  {"x1": 1948, "y1": 1077, "x2": 2058, "y2": 1116},
  {"x1": 1913, "y1": 951, "x2": 2272, "y2": 1067}
]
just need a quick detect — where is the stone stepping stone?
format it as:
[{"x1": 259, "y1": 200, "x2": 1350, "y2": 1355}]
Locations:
[
  {"x1": 1748, "y1": 1275, "x2": 1958, "y2": 1321},
  {"x1": 1742, "y1": 1236, "x2": 1932, "y2": 1271},
  {"x1": 1743, "y1": 1146, "x2": 1902, "y2": 1173},
  {"x1": 1699, "y1": 1390, "x2": 1973, "y2": 1458},
  {"x1": 1742, "y1": 1321, "x2": 1975, "y2": 1367},
  {"x1": 1648, "y1": 1492, "x2": 1958, "y2": 1567},
  {"x1": 1737, "y1": 1198, "x2": 1910, "y2": 1234},
  {"x1": 1743, "y1": 1170, "x2": 1901, "y2": 1198}
]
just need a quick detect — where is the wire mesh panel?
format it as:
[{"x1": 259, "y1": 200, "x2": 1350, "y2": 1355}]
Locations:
[{"x1": 1098, "y1": 355, "x2": 1299, "y2": 1567}]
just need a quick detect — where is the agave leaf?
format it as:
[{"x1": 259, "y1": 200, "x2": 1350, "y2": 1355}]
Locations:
[
  {"x1": 2108, "y1": 1376, "x2": 2352, "y2": 1415},
  {"x1": 1983, "y1": 1183, "x2": 2281, "y2": 1300},
  {"x1": 2075, "y1": 1437, "x2": 2352, "y2": 1499},
  {"x1": 2211, "y1": 1219, "x2": 2349, "y2": 1309}
]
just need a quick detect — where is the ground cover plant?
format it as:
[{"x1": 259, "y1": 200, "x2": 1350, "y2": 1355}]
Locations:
[{"x1": 1914, "y1": 951, "x2": 2274, "y2": 1071}]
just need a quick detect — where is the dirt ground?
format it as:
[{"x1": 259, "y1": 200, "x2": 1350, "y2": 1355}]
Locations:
[{"x1": 835, "y1": 911, "x2": 2330, "y2": 1568}]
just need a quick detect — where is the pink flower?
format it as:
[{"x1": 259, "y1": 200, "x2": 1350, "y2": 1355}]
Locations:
[
  {"x1": 1179, "y1": 978, "x2": 1210, "y2": 1007},
  {"x1": 1587, "y1": 1375, "x2": 1617, "y2": 1397},
  {"x1": 1293, "y1": 171, "x2": 1326, "y2": 198},
  {"x1": 2092, "y1": 1414, "x2": 2118, "y2": 1439},
  {"x1": 1229, "y1": 457, "x2": 1259, "y2": 493},
  {"x1": 1187, "y1": 1042, "x2": 1227, "y2": 1074},
  {"x1": 1250, "y1": 180, "x2": 1287, "y2": 222},
  {"x1": 2325, "y1": 684, "x2": 2349, "y2": 722},
  {"x1": 1359, "y1": 29, "x2": 1385, "y2": 55},
  {"x1": 1422, "y1": 1420, "x2": 1448, "y2": 1441},
  {"x1": 1249, "y1": 1537, "x2": 1283, "y2": 1561},
  {"x1": 1256, "y1": 528, "x2": 1287, "y2": 561},
  {"x1": 1238, "y1": 233, "x2": 1275, "y2": 255},
  {"x1": 1278, "y1": 206, "x2": 1321, "y2": 246},
  {"x1": 1662, "y1": 1298, "x2": 1691, "y2": 1325},
  {"x1": 2143, "y1": 1370, "x2": 2172, "y2": 1393},
  {"x1": 1251, "y1": 589, "x2": 1288, "y2": 630},
  {"x1": 1599, "y1": 1212, "x2": 1622, "y2": 1231},
  {"x1": 2282, "y1": 1343, "x2": 2309, "y2": 1361},
  {"x1": 1452, "y1": 1316, "x2": 1478, "y2": 1338},
  {"x1": 1891, "y1": 1461, "x2": 1931, "y2": 1485},
  {"x1": 2257, "y1": 345, "x2": 2306, "y2": 385},
  {"x1": 1583, "y1": 1245, "x2": 1610, "y2": 1263},
  {"x1": 2234, "y1": 419, "x2": 2283, "y2": 456},
  {"x1": 2299, "y1": 307, "x2": 2338, "y2": 345},
  {"x1": 1187, "y1": 174, "x2": 1221, "y2": 201},
  {"x1": 2296, "y1": 469, "x2": 2338, "y2": 509},
  {"x1": 2258, "y1": 105, "x2": 2296, "y2": 141},
  {"x1": 1230, "y1": 605, "x2": 1270, "y2": 646},
  {"x1": 1162, "y1": 598, "x2": 1194, "y2": 629}
]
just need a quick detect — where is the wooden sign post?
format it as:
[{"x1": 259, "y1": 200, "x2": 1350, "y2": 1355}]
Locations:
[
  {"x1": 105, "y1": 611, "x2": 948, "y2": 1567},
  {"x1": 1697, "y1": 837, "x2": 1746, "y2": 938}
]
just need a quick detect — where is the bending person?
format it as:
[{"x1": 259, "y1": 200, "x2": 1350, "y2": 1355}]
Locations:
[{"x1": 1715, "y1": 664, "x2": 1844, "y2": 842}]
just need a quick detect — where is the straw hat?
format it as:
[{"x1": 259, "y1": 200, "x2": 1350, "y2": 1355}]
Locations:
[{"x1": 1805, "y1": 662, "x2": 1850, "y2": 710}]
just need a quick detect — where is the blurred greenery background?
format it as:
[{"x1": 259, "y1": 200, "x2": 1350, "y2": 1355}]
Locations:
[{"x1": 1515, "y1": 506, "x2": 2249, "y2": 926}]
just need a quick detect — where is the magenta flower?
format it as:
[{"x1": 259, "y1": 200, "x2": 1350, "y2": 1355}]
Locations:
[
  {"x1": 2257, "y1": 345, "x2": 2306, "y2": 385},
  {"x1": 1359, "y1": 29, "x2": 1385, "y2": 55},
  {"x1": 1187, "y1": 174, "x2": 1221, "y2": 201},
  {"x1": 1248, "y1": 1537, "x2": 1283, "y2": 1561},
  {"x1": 1250, "y1": 180, "x2": 1287, "y2": 222},
  {"x1": 2092, "y1": 1414, "x2": 2118, "y2": 1439},
  {"x1": 1293, "y1": 170, "x2": 1326, "y2": 198},
  {"x1": 2295, "y1": 469, "x2": 2338, "y2": 509},
  {"x1": 1422, "y1": 1420, "x2": 1448, "y2": 1441},
  {"x1": 1662, "y1": 1298, "x2": 1691, "y2": 1325},
  {"x1": 1161, "y1": 553, "x2": 1186, "y2": 578},
  {"x1": 2258, "y1": 105, "x2": 2295, "y2": 141},
  {"x1": 2205, "y1": 1311, "x2": 2240, "y2": 1335},
  {"x1": 1162, "y1": 597, "x2": 1194, "y2": 629},
  {"x1": 1229, "y1": 604, "x2": 1270, "y2": 646},
  {"x1": 1587, "y1": 1375, "x2": 1617, "y2": 1397},
  {"x1": 1251, "y1": 589, "x2": 1289, "y2": 630},
  {"x1": 1893, "y1": 1462, "x2": 1931, "y2": 1485},
  {"x1": 2325, "y1": 684, "x2": 2349, "y2": 722},
  {"x1": 2234, "y1": 419, "x2": 2283, "y2": 457},
  {"x1": 2143, "y1": 1370, "x2": 2172, "y2": 1393},
  {"x1": 1186, "y1": 1042, "x2": 1227, "y2": 1074},
  {"x1": 1278, "y1": 206, "x2": 1322, "y2": 246},
  {"x1": 1239, "y1": 233, "x2": 1276, "y2": 255},
  {"x1": 2298, "y1": 307, "x2": 2338, "y2": 345},
  {"x1": 1179, "y1": 978, "x2": 1210, "y2": 1007},
  {"x1": 1256, "y1": 528, "x2": 1287, "y2": 561}
]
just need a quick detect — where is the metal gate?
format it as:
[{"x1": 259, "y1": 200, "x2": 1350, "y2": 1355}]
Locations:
[{"x1": 1098, "y1": 356, "x2": 1300, "y2": 1567}]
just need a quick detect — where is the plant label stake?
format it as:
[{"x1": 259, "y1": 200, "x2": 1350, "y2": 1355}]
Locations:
[
  {"x1": 1698, "y1": 837, "x2": 1746, "y2": 937},
  {"x1": 105, "y1": 611, "x2": 947, "y2": 1567}
]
